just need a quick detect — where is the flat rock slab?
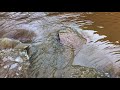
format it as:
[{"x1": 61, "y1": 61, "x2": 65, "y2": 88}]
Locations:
[{"x1": 59, "y1": 28, "x2": 87, "y2": 56}]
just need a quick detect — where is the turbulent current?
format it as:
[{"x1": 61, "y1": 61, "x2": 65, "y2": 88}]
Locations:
[{"x1": 0, "y1": 12, "x2": 120, "y2": 78}]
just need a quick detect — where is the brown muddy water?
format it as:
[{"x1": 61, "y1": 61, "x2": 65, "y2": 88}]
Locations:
[
  {"x1": 0, "y1": 12, "x2": 120, "y2": 44},
  {"x1": 79, "y1": 12, "x2": 120, "y2": 44},
  {"x1": 52, "y1": 12, "x2": 120, "y2": 44},
  {"x1": 0, "y1": 12, "x2": 120, "y2": 78}
]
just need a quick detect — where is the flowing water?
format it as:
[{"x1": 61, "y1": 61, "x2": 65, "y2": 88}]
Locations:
[
  {"x1": 49, "y1": 12, "x2": 120, "y2": 44},
  {"x1": 0, "y1": 12, "x2": 120, "y2": 78}
]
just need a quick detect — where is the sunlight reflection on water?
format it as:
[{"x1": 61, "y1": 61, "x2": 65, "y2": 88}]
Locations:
[{"x1": 0, "y1": 12, "x2": 120, "y2": 77}]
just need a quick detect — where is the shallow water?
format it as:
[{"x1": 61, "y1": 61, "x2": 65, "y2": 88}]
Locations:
[
  {"x1": 49, "y1": 12, "x2": 120, "y2": 44},
  {"x1": 0, "y1": 12, "x2": 120, "y2": 77},
  {"x1": 1, "y1": 12, "x2": 120, "y2": 44}
]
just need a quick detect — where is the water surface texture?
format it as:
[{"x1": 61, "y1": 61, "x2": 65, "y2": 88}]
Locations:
[{"x1": 0, "y1": 12, "x2": 120, "y2": 78}]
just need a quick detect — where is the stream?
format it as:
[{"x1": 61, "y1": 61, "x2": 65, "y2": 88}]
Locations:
[{"x1": 0, "y1": 12, "x2": 120, "y2": 78}]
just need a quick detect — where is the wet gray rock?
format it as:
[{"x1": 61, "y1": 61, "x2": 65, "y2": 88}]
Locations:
[
  {"x1": 0, "y1": 38, "x2": 30, "y2": 78},
  {"x1": 28, "y1": 30, "x2": 108, "y2": 78},
  {"x1": 0, "y1": 12, "x2": 116, "y2": 78},
  {"x1": 59, "y1": 27, "x2": 87, "y2": 56},
  {"x1": 28, "y1": 32, "x2": 74, "y2": 78},
  {"x1": 0, "y1": 38, "x2": 21, "y2": 49},
  {"x1": 2, "y1": 29, "x2": 36, "y2": 43}
]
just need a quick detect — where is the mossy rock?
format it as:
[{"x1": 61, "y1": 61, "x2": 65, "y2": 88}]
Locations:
[{"x1": 0, "y1": 38, "x2": 21, "y2": 49}]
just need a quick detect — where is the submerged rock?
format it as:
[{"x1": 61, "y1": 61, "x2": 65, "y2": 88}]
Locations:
[
  {"x1": 59, "y1": 27, "x2": 87, "y2": 56},
  {"x1": 28, "y1": 31, "x2": 108, "y2": 78},
  {"x1": 2, "y1": 29, "x2": 36, "y2": 43},
  {"x1": 0, "y1": 12, "x2": 119, "y2": 78},
  {"x1": 28, "y1": 32, "x2": 74, "y2": 78},
  {"x1": 72, "y1": 29, "x2": 120, "y2": 77},
  {"x1": 0, "y1": 28, "x2": 115, "y2": 78},
  {"x1": 0, "y1": 38, "x2": 21, "y2": 49}
]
